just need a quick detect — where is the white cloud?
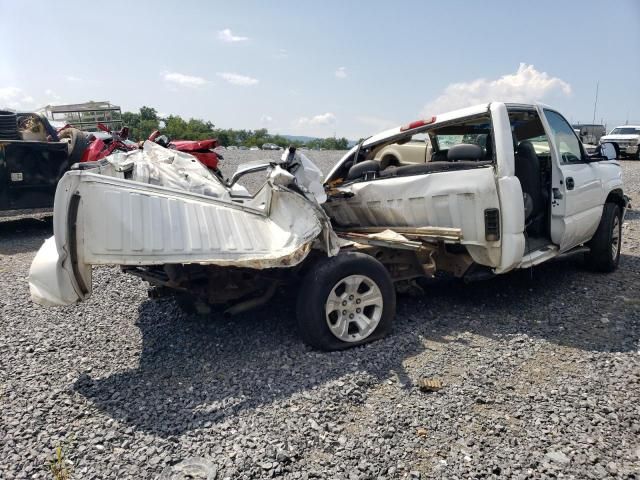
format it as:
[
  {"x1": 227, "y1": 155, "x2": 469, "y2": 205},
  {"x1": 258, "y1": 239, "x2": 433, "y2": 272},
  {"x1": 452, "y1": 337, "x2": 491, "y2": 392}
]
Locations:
[
  {"x1": 217, "y1": 72, "x2": 259, "y2": 86},
  {"x1": 44, "y1": 89, "x2": 61, "y2": 101},
  {"x1": 162, "y1": 71, "x2": 208, "y2": 88},
  {"x1": 0, "y1": 86, "x2": 22, "y2": 102},
  {"x1": 65, "y1": 75, "x2": 82, "y2": 82},
  {"x1": 275, "y1": 49, "x2": 288, "y2": 59},
  {"x1": 335, "y1": 67, "x2": 347, "y2": 79},
  {"x1": 0, "y1": 87, "x2": 65, "y2": 110},
  {"x1": 297, "y1": 112, "x2": 336, "y2": 126},
  {"x1": 0, "y1": 87, "x2": 38, "y2": 109},
  {"x1": 260, "y1": 114, "x2": 273, "y2": 124},
  {"x1": 218, "y1": 28, "x2": 248, "y2": 43},
  {"x1": 423, "y1": 63, "x2": 572, "y2": 115}
]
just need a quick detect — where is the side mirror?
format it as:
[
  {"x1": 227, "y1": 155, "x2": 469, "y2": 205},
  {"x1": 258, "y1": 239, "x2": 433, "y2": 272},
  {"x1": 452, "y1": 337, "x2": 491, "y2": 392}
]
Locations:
[
  {"x1": 228, "y1": 161, "x2": 271, "y2": 186},
  {"x1": 589, "y1": 142, "x2": 617, "y2": 161},
  {"x1": 599, "y1": 142, "x2": 617, "y2": 160}
]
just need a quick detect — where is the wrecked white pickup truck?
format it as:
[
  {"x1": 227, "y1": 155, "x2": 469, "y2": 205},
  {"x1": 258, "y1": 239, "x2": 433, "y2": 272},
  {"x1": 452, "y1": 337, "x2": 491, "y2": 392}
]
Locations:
[{"x1": 29, "y1": 102, "x2": 627, "y2": 350}]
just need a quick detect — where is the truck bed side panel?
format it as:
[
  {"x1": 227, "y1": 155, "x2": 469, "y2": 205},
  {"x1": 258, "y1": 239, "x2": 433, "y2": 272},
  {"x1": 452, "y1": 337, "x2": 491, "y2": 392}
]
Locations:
[{"x1": 324, "y1": 167, "x2": 502, "y2": 267}]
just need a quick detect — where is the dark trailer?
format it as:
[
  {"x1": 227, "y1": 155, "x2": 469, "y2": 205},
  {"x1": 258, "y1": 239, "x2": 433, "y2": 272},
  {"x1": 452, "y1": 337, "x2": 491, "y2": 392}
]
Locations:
[
  {"x1": 0, "y1": 110, "x2": 71, "y2": 213},
  {"x1": 0, "y1": 140, "x2": 69, "y2": 212}
]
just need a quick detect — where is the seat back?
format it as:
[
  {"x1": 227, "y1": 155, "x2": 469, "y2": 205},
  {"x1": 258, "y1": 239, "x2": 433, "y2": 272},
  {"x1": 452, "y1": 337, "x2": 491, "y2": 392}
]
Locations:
[
  {"x1": 431, "y1": 150, "x2": 448, "y2": 162},
  {"x1": 447, "y1": 143, "x2": 484, "y2": 162},
  {"x1": 347, "y1": 160, "x2": 380, "y2": 180},
  {"x1": 514, "y1": 141, "x2": 542, "y2": 220},
  {"x1": 484, "y1": 133, "x2": 494, "y2": 160}
]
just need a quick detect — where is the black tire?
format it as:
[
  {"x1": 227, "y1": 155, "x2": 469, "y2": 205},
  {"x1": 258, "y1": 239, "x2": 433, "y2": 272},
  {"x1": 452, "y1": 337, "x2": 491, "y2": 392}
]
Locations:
[
  {"x1": 585, "y1": 203, "x2": 621, "y2": 272},
  {"x1": 296, "y1": 252, "x2": 396, "y2": 350},
  {"x1": 59, "y1": 128, "x2": 89, "y2": 166}
]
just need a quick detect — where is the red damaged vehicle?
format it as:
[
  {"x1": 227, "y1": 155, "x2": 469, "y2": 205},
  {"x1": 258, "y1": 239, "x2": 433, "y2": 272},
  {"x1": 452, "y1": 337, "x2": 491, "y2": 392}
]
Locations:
[{"x1": 60, "y1": 124, "x2": 223, "y2": 175}]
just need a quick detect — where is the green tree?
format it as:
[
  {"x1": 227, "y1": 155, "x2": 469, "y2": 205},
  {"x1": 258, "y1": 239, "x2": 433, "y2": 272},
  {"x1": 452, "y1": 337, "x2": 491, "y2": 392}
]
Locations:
[{"x1": 119, "y1": 106, "x2": 351, "y2": 149}]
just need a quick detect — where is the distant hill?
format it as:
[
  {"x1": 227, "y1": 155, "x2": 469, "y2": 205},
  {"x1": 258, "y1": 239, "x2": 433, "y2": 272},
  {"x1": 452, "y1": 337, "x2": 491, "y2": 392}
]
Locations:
[
  {"x1": 281, "y1": 134, "x2": 321, "y2": 144},
  {"x1": 282, "y1": 134, "x2": 358, "y2": 148}
]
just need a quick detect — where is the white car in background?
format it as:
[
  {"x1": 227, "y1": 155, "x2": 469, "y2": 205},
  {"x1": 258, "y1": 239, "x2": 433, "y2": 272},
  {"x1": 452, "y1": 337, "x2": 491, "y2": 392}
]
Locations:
[
  {"x1": 372, "y1": 132, "x2": 432, "y2": 169},
  {"x1": 262, "y1": 143, "x2": 282, "y2": 150},
  {"x1": 600, "y1": 125, "x2": 640, "y2": 159}
]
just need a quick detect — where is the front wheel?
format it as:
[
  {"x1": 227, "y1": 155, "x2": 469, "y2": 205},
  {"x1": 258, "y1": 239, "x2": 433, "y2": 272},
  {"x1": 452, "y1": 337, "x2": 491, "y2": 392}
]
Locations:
[
  {"x1": 585, "y1": 203, "x2": 622, "y2": 272},
  {"x1": 296, "y1": 252, "x2": 396, "y2": 350}
]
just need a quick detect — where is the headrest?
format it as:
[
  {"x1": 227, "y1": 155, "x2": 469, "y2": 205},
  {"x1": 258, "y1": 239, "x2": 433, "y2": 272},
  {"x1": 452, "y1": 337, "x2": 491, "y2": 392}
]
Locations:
[
  {"x1": 516, "y1": 140, "x2": 537, "y2": 156},
  {"x1": 347, "y1": 159, "x2": 380, "y2": 180},
  {"x1": 447, "y1": 143, "x2": 484, "y2": 161}
]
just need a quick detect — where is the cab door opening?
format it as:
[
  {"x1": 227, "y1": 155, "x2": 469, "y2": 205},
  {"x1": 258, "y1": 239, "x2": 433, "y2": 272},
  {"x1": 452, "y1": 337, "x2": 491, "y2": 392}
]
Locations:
[{"x1": 507, "y1": 108, "x2": 553, "y2": 253}]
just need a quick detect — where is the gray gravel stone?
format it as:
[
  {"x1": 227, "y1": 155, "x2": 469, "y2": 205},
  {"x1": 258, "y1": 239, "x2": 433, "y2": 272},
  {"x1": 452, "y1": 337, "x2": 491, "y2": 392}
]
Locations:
[{"x1": 545, "y1": 451, "x2": 570, "y2": 465}]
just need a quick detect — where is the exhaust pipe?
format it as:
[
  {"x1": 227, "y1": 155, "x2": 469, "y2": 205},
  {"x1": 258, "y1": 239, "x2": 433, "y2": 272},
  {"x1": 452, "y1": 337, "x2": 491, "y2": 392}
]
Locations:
[{"x1": 224, "y1": 282, "x2": 279, "y2": 317}]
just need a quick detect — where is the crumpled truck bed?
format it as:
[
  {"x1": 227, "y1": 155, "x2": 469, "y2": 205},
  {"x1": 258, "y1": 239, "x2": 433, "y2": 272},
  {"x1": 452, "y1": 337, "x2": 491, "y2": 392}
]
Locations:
[{"x1": 29, "y1": 161, "x2": 331, "y2": 306}]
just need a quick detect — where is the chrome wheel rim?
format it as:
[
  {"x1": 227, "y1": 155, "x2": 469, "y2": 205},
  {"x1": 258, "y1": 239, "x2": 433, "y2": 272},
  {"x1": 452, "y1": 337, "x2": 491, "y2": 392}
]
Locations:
[
  {"x1": 325, "y1": 274, "x2": 383, "y2": 342},
  {"x1": 611, "y1": 216, "x2": 620, "y2": 259}
]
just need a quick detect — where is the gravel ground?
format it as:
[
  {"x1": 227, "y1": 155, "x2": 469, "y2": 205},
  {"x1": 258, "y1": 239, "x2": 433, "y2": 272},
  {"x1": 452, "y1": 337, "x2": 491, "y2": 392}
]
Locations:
[{"x1": 1, "y1": 152, "x2": 639, "y2": 479}]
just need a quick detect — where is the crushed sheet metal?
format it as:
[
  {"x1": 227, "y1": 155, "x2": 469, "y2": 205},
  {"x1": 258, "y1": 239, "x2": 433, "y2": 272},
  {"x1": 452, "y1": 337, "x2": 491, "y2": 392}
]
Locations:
[
  {"x1": 106, "y1": 140, "x2": 230, "y2": 199},
  {"x1": 337, "y1": 230, "x2": 423, "y2": 251},
  {"x1": 75, "y1": 175, "x2": 325, "y2": 268},
  {"x1": 337, "y1": 226, "x2": 463, "y2": 242}
]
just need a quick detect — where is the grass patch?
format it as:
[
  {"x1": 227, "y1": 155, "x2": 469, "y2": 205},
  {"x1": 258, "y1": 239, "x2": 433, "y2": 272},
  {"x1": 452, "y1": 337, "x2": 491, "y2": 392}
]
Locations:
[{"x1": 47, "y1": 444, "x2": 72, "y2": 480}]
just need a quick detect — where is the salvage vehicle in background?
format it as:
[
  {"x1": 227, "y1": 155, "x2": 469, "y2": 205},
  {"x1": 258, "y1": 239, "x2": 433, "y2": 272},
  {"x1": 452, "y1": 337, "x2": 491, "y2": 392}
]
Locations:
[
  {"x1": 0, "y1": 111, "x2": 73, "y2": 213},
  {"x1": 372, "y1": 133, "x2": 432, "y2": 169},
  {"x1": 572, "y1": 123, "x2": 606, "y2": 146},
  {"x1": 572, "y1": 123, "x2": 606, "y2": 154},
  {"x1": 29, "y1": 102, "x2": 627, "y2": 351},
  {"x1": 600, "y1": 125, "x2": 640, "y2": 159},
  {"x1": 0, "y1": 108, "x2": 226, "y2": 214}
]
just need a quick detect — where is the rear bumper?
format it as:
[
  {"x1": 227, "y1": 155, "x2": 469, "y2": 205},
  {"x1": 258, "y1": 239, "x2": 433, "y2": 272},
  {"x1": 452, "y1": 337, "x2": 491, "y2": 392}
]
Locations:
[{"x1": 29, "y1": 236, "x2": 86, "y2": 306}]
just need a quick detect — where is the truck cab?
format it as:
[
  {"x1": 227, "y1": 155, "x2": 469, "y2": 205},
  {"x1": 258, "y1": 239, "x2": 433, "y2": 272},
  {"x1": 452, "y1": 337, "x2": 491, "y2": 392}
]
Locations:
[{"x1": 324, "y1": 102, "x2": 626, "y2": 274}]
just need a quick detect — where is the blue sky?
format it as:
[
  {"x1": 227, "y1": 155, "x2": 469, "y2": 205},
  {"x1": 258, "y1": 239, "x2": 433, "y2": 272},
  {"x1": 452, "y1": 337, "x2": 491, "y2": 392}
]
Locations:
[{"x1": 1, "y1": 0, "x2": 639, "y2": 138}]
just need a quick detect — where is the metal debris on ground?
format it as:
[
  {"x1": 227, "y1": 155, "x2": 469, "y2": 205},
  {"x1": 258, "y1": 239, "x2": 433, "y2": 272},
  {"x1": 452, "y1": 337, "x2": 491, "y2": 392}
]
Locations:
[
  {"x1": 417, "y1": 377, "x2": 443, "y2": 392},
  {"x1": 158, "y1": 457, "x2": 217, "y2": 480}
]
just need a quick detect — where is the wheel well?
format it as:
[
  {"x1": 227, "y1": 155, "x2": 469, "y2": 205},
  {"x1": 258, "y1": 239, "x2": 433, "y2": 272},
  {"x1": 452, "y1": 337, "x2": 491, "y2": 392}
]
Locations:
[{"x1": 605, "y1": 189, "x2": 626, "y2": 211}]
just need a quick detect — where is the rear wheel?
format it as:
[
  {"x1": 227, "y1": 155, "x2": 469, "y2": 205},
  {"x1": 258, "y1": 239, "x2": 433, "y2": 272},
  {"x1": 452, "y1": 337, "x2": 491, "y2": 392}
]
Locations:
[
  {"x1": 59, "y1": 128, "x2": 89, "y2": 168},
  {"x1": 296, "y1": 252, "x2": 395, "y2": 350},
  {"x1": 585, "y1": 203, "x2": 621, "y2": 272}
]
